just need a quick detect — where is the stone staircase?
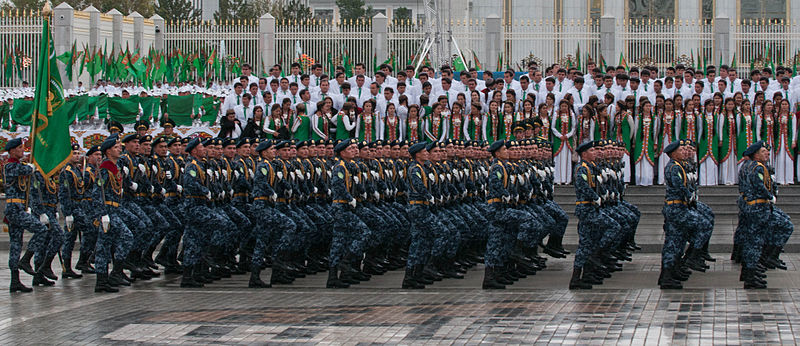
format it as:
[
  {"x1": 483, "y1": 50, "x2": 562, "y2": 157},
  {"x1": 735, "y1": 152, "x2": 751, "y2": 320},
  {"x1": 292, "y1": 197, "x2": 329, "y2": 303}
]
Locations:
[{"x1": 554, "y1": 184, "x2": 800, "y2": 252}]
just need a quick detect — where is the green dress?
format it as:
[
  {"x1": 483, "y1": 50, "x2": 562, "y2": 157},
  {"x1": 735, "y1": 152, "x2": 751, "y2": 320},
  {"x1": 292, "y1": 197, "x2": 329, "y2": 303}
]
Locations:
[
  {"x1": 484, "y1": 113, "x2": 502, "y2": 142},
  {"x1": 611, "y1": 111, "x2": 632, "y2": 154},
  {"x1": 312, "y1": 113, "x2": 332, "y2": 141},
  {"x1": 383, "y1": 115, "x2": 401, "y2": 141},
  {"x1": 293, "y1": 114, "x2": 311, "y2": 140},
  {"x1": 405, "y1": 117, "x2": 423, "y2": 141},
  {"x1": 335, "y1": 112, "x2": 354, "y2": 140},
  {"x1": 735, "y1": 112, "x2": 756, "y2": 161},
  {"x1": 718, "y1": 112, "x2": 736, "y2": 163},
  {"x1": 552, "y1": 113, "x2": 574, "y2": 156},
  {"x1": 633, "y1": 113, "x2": 658, "y2": 165},
  {"x1": 592, "y1": 117, "x2": 610, "y2": 140},
  {"x1": 697, "y1": 112, "x2": 718, "y2": 163},
  {"x1": 357, "y1": 112, "x2": 378, "y2": 141}
]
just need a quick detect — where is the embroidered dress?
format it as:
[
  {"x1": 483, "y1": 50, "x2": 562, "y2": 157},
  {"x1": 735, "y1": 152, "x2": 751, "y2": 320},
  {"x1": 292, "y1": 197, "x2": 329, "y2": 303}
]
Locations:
[
  {"x1": 698, "y1": 112, "x2": 719, "y2": 185},
  {"x1": 717, "y1": 112, "x2": 738, "y2": 185}
]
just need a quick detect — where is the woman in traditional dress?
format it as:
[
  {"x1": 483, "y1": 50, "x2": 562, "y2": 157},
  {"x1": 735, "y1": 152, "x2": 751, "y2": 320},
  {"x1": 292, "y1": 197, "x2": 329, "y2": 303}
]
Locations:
[
  {"x1": 501, "y1": 101, "x2": 516, "y2": 140},
  {"x1": 424, "y1": 102, "x2": 448, "y2": 142},
  {"x1": 612, "y1": 98, "x2": 635, "y2": 182},
  {"x1": 291, "y1": 102, "x2": 312, "y2": 140},
  {"x1": 551, "y1": 99, "x2": 576, "y2": 184},
  {"x1": 775, "y1": 99, "x2": 796, "y2": 184},
  {"x1": 756, "y1": 100, "x2": 776, "y2": 163},
  {"x1": 633, "y1": 100, "x2": 658, "y2": 186},
  {"x1": 535, "y1": 103, "x2": 552, "y2": 140},
  {"x1": 717, "y1": 98, "x2": 738, "y2": 185},
  {"x1": 657, "y1": 98, "x2": 679, "y2": 184},
  {"x1": 593, "y1": 104, "x2": 611, "y2": 141},
  {"x1": 449, "y1": 102, "x2": 465, "y2": 140},
  {"x1": 382, "y1": 102, "x2": 403, "y2": 141},
  {"x1": 482, "y1": 100, "x2": 503, "y2": 142},
  {"x1": 405, "y1": 105, "x2": 423, "y2": 142},
  {"x1": 518, "y1": 99, "x2": 535, "y2": 122},
  {"x1": 464, "y1": 103, "x2": 483, "y2": 141},
  {"x1": 698, "y1": 99, "x2": 719, "y2": 186},
  {"x1": 311, "y1": 101, "x2": 331, "y2": 141},
  {"x1": 575, "y1": 105, "x2": 594, "y2": 145},
  {"x1": 355, "y1": 99, "x2": 379, "y2": 141},
  {"x1": 679, "y1": 98, "x2": 698, "y2": 142},
  {"x1": 735, "y1": 99, "x2": 757, "y2": 165}
]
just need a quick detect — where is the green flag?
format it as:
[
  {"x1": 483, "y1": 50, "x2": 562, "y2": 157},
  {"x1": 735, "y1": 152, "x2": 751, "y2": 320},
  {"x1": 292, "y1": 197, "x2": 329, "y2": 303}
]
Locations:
[
  {"x1": 326, "y1": 51, "x2": 334, "y2": 76},
  {"x1": 793, "y1": 54, "x2": 797, "y2": 78},
  {"x1": 56, "y1": 41, "x2": 76, "y2": 81},
  {"x1": 453, "y1": 55, "x2": 467, "y2": 71},
  {"x1": 373, "y1": 53, "x2": 378, "y2": 73},
  {"x1": 472, "y1": 51, "x2": 482, "y2": 70},
  {"x1": 576, "y1": 43, "x2": 581, "y2": 72},
  {"x1": 3, "y1": 45, "x2": 13, "y2": 84},
  {"x1": 343, "y1": 51, "x2": 353, "y2": 78},
  {"x1": 30, "y1": 8, "x2": 70, "y2": 179},
  {"x1": 730, "y1": 52, "x2": 737, "y2": 69},
  {"x1": 166, "y1": 94, "x2": 195, "y2": 126},
  {"x1": 108, "y1": 96, "x2": 141, "y2": 124},
  {"x1": 10, "y1": 98, "x2": 33, "y2": 126}
]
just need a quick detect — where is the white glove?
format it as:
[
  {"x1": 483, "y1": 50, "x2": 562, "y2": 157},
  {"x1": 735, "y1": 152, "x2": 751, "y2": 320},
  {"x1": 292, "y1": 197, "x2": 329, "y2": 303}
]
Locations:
[
  {"x1": 594, "y1": 198, "x2": 602, "y2": 206},
  {"x1": 327, "y1": 189, "x2": 331, "y2": 195},
  {"x1": 222, "y1": 170, "x2": 227, "y2": 179},
  {"x1": 771, "y1": 196, "x2": 777, "y2": 204},
  {"x1": 305, "y1": 172, "x2": 311, "y2": 180},
  {"x1": 371, "y1": 171, "x2": 379, "y2": 179},
  {"x1": 295, "y1": 169, "x2": 303, "y2": 180},
  {"x1": 248, "y1": 169, "x2": 254, "y2": 177},
  {"x1": 315, "y1": 167, "x2": 322, "y2": 176},
  {"x1": 130, "y1": 182, "x2": 139, "y2": 191},
  {"x1": 287, "y1": 190, "x2": 293, "y2": 198},
  {"x1": 290, "y1": 172, "x2": 296, "y2": 180},
  {"x1": 26, "y1": 207, "x2": 31, "y2": 214},
  {"x1": 349, "y1": 199, "x2": 357, "y2": 208},
  {"x1": 138, "y1": 164, "x2": 146, "y2": 173},
  {"x1": 428, "y1": 196, "x2": 435, "y2": 204},
  {"x1": 327, "y1": 171, "x2": 332, "y2": 178},
  {"x1": 181, "y1": 167, "x2": 185, "y2": 174},
  {"x1": 206, "y1": 169, "x2": 213, "y2": 178},
  {"x1": 603, "y1": 191, "x2": 609, "y2": 200},
  {"x1": 229, "y1": 190, "x2": 233, "y2": 196},
  {"x1": 439, "y1": 174, "x2": 445, "y2": 181},
  {"x1": 373, "y1": 191, "x2": 380, "y2": 200},
  {"x1": 26, "y1": 163, "x2": 36, "y2": 170},
  {"x1": 161, "y1": 188, "x2": 167, "y2": 196},
  {"x1": 65, "y1": 215, "x2": 74, "y2": 230},
  {"x1": 123, "y1": 166, "x2": 130, "y2": 175},
  {"x1": 502, "y1": 195, "x2": 511, "y2": 203},
  {"x1": 221, "y1": 191, "x2": 226, "y2": 199},
  {"x1": 271, "y1": 193, "x2": 278, "y2": 202},
  {"x1": 399, "y1": 170, "x2": 404, "y2": 178},
  {"x1": 152, "y1": 165, "x2": 158, "y2": 174},
  {"x1": 353, "y1": 176, "x2": 360, "y2": 184},
  {"x1": 428, "y1": 173, "x2": 435, "y2": 181},
  {"x1": 510, "y1": 175, "x2": 516, "y2": 184},
  {"x1": 206, "y1": 191, "x2": 212, "y2": 199},
  {"x1": 166, "y1": 171, "x2": 173, "y2": 179},
  {"x1": 234, "y1": 170, "x2": 240, "y2": 179},
  {"x1": 177, "y1": 185, "x2": 183, "y2": 193},
  {"x1": 361, "y1": 192, "x2": 367, "y2": 199},
  {"x1": 518, "y1": 175, "x2": 525, "y2": 184},
  {"x1": 597, "y1": 175, "x2": 604, "y2": 184},
  {"x1": 39, "y1": 213, "x2": 49, "y2": 225},
  {"x1": 313, "y1": 187, "x2": 318, "y2": 194},
  {"x1": 149, "y1": 186, "x2": 154, "y2": 194},
  {"x1": 385, "y1": 189, "x2": 390, "y2": 195},
  {"x1": 446, "y1": 173, "x2": 452, "y2": 181},
  {"x1": 277, "y1": 171, "x2": 283, "y2": 179},
  {"x1": 101, "y1": 215, "x2": 110, "y2": 233}
]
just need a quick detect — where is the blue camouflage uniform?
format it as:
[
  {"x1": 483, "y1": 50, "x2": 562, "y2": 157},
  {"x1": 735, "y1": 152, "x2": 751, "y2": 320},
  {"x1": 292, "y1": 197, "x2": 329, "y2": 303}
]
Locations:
[{"x1": 4, "y1": 158, "x2": 48, "y2": 271}]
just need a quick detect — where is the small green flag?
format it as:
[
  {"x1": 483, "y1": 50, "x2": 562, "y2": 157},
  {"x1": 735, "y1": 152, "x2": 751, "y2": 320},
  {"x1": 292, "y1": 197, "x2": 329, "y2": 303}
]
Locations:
[
  {"x1": 453, "y1": 55, "x2": 467, "y2": 72},
  {"x1": 108, "y1": 96, "x2": 141, "y2": 124},
  {"x1": 343, "y1": 52, "x2": 353, "y2": 78}
]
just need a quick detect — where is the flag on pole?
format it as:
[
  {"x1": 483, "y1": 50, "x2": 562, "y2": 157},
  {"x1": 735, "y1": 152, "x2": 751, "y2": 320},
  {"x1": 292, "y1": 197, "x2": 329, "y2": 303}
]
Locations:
[
  {"x1": 618, "y1": 52, "x2": 628, "y2": 71},
  {"x1": 56, "y1": 41, "x2": 78, "y2": 81},
  {"x1": 343, "y1": 51, "x2": 353, "y2": 78},
  {"x1": 453, "y1": 55, "x2": 467, "y2": 71},
  {"x1": 472, "y1": 50, "x2": 482, "y2": 70},
  {"x1": 576, "y1": 43, "x2": 581, "y2": 72},
  {"x1": 326, "y1": 50, "x2": 334, "y2": 76},
  {"x1": 599, "y1": 54, "x2": 607, "y2": 71},
  {"x1": 730, "y1": 52, "x2": 737, "y2": 69},
  {"x1": 30, "y1": 4, "x2": 71, "y2": 179},
  {"x1": 497, "y1": 51, "x2": 502, "y2": 70}
]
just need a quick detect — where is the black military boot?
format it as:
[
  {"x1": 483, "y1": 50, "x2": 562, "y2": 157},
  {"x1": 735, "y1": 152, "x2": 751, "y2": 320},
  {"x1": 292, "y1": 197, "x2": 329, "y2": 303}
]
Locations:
[
  {"x1": 773, "y1": 246, "x2": 788, "y2": 270},
  {"x1": 18, "y1": 250, "x2": 35, "y2": 275},
  {"x1": 180, "y1": 266, "x2": 204, "y2": 288},
  {"x1": 402, "y1": 267, "x2": 424, "y2": 289},
  {"x1": 195, "y1": 264, "x2": 214, "y2": 283},
  {"x1": 326, "y1": 267, "x2": 350, "y2": 288},
  {"x1": 143, "y1": 244, "x2": 159, "y2": 269},
  {"x1": 701, "y1": 241, "x2": 715, "y2": 262},
  {"x1": 248, "y1": 266, "x2": 271, "y2": 288},
  {"x1": 658, "y1": 266, "x2": 683, "y2": 289},
  {"x1": 109, "y1": 261, "x2": 132, "y2": 287},
  {"x1": 62, "y1": 256, "x2": 83, "y2": 279},
  {"x1": 413, "y1": 264, "x2": 433, "y2": 285},
  {"x1": 94, "y1": 273, "x2": 119, "y2": 293},
  {"x1": 683, "y1": 248, "x2": 706, "y2": 272},
  {"x1": 40, "y1": 255, "x2": 58, "y2": 281},
  {"x1": 543, "y1": 236, "x2": 567, "y2": 258},
  {"x1": 569, "y1": 267, "x2": 592, "y2": 289},
  {"x1": 10, "y1": 270, "x2": 32, "y2": 293},
  {"x1": 75, "y1": 251, "x2": 96, "y2": 274},
  {"x1": 742, "y1": 267, "x2": 767, "y2": 289},
  {"x1": 482, "y1": 266, "x2": 505, "y2": 289},
  {"x1": 32, "y1": 258, "x2": 55, "y2": 287}
]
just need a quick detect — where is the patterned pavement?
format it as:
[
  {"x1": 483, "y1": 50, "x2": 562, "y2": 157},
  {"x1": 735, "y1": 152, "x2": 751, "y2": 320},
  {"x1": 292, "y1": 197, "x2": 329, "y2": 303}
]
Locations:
[{"x1": 2, "y1": 252, "x2": 800, "y2": 344}]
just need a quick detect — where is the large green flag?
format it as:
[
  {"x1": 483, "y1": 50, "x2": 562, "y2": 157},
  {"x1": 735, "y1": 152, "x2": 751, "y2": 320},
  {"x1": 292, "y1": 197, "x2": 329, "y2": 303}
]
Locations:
[
  {"x1": 56, "y1": 41, "x2": 77, "y2": 81},
  {"x1": 30, "y1": 8, "x2": 70, "y2": 179},
  {"x1": 108, "y1": 96, "x2": 141, "y2": 124},
  {"x1": 166, "y1": 94, "x2": 195, "y2": 126},
  {"x1": 452, "y1": 55, "x2": 467, "y2": 72},
  {"x1": 10, "y1": 98, "x2": 33, "y2": 126}
]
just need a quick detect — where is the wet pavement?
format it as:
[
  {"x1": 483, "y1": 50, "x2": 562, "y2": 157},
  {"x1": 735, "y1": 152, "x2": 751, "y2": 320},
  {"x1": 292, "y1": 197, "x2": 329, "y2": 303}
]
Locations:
[{"x1": 2, "y1": 252, "x2": 800, "y2": 344}]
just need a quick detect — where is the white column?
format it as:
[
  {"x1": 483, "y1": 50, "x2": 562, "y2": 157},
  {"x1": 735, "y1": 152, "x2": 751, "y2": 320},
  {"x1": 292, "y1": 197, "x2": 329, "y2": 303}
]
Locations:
[
  {"x1": 715, "y1": 0, "x2": 736, "y2": 68},
  {"x1": 202, "y1": 0, "x2": 218, "y2": 22},
  {"x1": 259, "y1": 13, "x2": 276, "y2": 70},
  {"x1": 562, "y1": 0, "x2": 588, "y2": 61},
  {"x1": 604, "y1": 0, "x2": 624, "y2": 67},
  {"x1": 676, "y1": 0, "x2": 701, "y2": 58},
  {"x1": 54, "y1": 2, "x2": 74, "y2": 88}
]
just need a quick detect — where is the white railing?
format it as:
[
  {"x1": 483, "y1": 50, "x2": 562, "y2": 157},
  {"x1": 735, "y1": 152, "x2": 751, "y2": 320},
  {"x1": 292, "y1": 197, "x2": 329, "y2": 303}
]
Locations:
[
  {"x1": 621, "y1": 19, "x2": 714, "y2": 74},
  {"x1": 276, "y1": 19, "x2": 372, "y2": 76},
  {"x1": 0, "y1": 10, "x2": 43, "y2": 88},
  {"x1": 504, "y1": 19, "x2": 600, "y2": 72}
]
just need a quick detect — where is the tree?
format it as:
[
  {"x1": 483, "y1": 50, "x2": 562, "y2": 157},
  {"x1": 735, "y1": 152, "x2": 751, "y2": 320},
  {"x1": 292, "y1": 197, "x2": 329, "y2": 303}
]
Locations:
[
  {"x1": 394, "y1": 7, "x2": 411, "y2": 22},
  {"x1": 250, "y1": 0, "x2": 313, "y2": 22},
  {"x1": 4, "y1": 0, "x2": 155, "y2": 17},
  {"x1": 155, "y1": 0, "x2": 200, "y2": 22},
  {"x1": 214, "y1": 0, "x2": 254, "y2": 22},
  {"x1": 4, "y1": 0, "x2": 46, "y2": 12},
  {"x1": 335, "y1": 0, "x2": 373, "y2": 21}
]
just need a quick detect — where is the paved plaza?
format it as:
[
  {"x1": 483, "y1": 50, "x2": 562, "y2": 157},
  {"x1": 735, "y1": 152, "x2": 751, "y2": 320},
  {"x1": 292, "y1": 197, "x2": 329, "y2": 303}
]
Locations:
[{"x1": 2, "y1": 252, "x2": 800, "y2": 344}]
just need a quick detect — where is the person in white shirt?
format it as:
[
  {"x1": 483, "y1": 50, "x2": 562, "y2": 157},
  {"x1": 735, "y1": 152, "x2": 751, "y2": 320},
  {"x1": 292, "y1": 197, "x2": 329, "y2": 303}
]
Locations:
[
  {"x1": 538, "y1": 77, "x2": 563, "y2": 107},
  {"x1": 219, "y1": 108, "x2": 244, "y2": 138},
  {"x1": 222, "y1": 82, "x2": 246, "y2": 113},
  {"x1": 293, "y1": 89, "x2": 316, "y2": 116},
  {"x1": 257, "y1": 77, "x2": 270, "y2": 99},
  {"x1": 433, "y1": 78, "x2": 459, "y2": 108},
  {"x1": 286, "y1": 82, "x2": 302, "y2": 105},
  {"x1": 274, "y1": 78, "x2": 292, "y2": 105},
  {"x1": 366, "y1": 82, "x2": 382, "y2": 105},
  {"x1": 725, "y1": 69, "x2": 741, "y2": 94},
  {"x1": 597, "y1": 75, "x2": 619, "y2": 100},
  {"x1": 309, "y1": 64, "x2": 324, "y2": 88},
  {"x1": 639, "y1": 69, "x2": 654, "y2": 94},
  {"x1": 692, "y1": 81, "x2": 712, "y2": 105},
  {"x1": 740, "y1": 80, "x2": 756, "y2": 102},
  {"x1": 265, "y1": 64, "x2": 283, "y2": 85},
  {"x1": 352, "y1": 75, "x2": 370, "y2": 107},
  {"x1": 287, "y1": 62, "x2": 302, "y2": 85},
  {"x1": 233, "y1": 93, "x2": 254, "y2": 123},
  {"x1": 554, "y1": 68, "x2": 572, "y2": 94},
  {"x1": 239, "y1": 63, "x2": 260, "y2": 87},
  {"x1": 517, "y1": 76, "x2": 535, "y2": 109},
  {"x1": 347, "y1": 63, "x2": 372, "y2": 87},
  {"x1": 329, "y1": 72, "x2": 346, "y2": 94},
  {"x1": 567, "y1": 77, "x2": 591, "y2": 113},
  {"x1": 501, "y1": 70, "x2": 522, "y2": 97},
  {"x1": 376, "y1": 87, "x2": 399, "y2": 118},
  {"x1": 312, "y1": 80, "x2": 340, "y2": 110}
]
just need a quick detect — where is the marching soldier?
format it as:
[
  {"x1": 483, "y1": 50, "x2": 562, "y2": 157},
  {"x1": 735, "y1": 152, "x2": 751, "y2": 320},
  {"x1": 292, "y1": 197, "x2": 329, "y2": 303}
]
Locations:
[
  {"x1": 59, "y1": 144, "x2": 88, "y2": 279},
  {"x1": 5, "y1": 138, "x2": 49, "y2": 293}
]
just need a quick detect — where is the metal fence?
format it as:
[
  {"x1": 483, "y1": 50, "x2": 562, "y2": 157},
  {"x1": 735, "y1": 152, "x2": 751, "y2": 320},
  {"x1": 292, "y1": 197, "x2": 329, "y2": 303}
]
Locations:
[
  {"x1": 6, "y1": 10, "x2": 800, "y2": 88},
  {"x1": 0, "y1": 10, "x2": 43, "y2": 87}
]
